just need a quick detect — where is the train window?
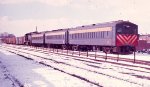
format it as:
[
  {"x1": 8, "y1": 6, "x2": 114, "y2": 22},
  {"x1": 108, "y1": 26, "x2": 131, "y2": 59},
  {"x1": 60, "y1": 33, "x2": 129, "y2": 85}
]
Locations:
[
  {"x1": 103, "y1": 32, "x2": 104, "y2": 38},
  {"x1": 75, "y1": 34, "x2": 76, "y2": 39},
  {"x1": 93, "y1": 32, "x2": 95, "y2": 38},
  {"x1": 103, "y1": 32, "x2": 105, "y2": 38},
  {"x1": 86, "y1": 33, "x2": 87, "y2": 38},
  {"x1": 90, "y1": 32, "x2": 92, "y2": 38},
  {"x1": 73, "y1": 34, "x2": 75, "y2": 39},
  {"x1": 54, "y1": 35, "x2": 57, "y2": 39},
  {"x1": 74, "y1": 34, "x2": 76, "y2": 39},
  {"x1": 86, "y1": 33, "x2": 88, "y2": 39},
  {"x1": 88, "y1": 32, "x2": 90, "y2": 38},
  {"x1": 86, "y1": 33, "x2": 87, "y2": 39},
  {"x1": 100, "y1": 32, "x2": 101, "y2": 38},
  {"x1": 79, "y1": 33, "x2": 80, "y2": 38},
  {"x1": 76, "y1": 33, "x2": 77, "y2": 39},
  {"x1": 97, "y1": 32, "x2": 99, "y2": 38},
  {"x1": 104, "y1": 32, "x2": 105, "y2": 38},
  {"x1": 59, "y1": 35, "x2": 61, "y2": 39},
  {"x1": 82, "y1": 33, "x2": 84, "y2": 39},
  {"x1": 86, "y1": 33, "x2": 88, "y2": 38},
  {"x1": 74, "y1": 34, "x2": 75, "y2": 39},
  {"x1": 93, "y1": 32, "x2": 94, "y2": 38},
  {"x1": 89, "y1": 32, "x2": 91, "y2": 38},
  {"x1": 107, "y1": 31, "x2": 109, "y2": 36},
  {"x1": 59, "y1": 35, "x2": 60, "y2": 39},
  {"x1": 58, "y1": 35, "x2": 59, "y2": 39},
  {"x1": 55, "y1": 35, "x2": 56, "y2": 39},
  {"x1": 116, "y1": 22, "x2": 138, "y2": 34},
  {"x1": 101, "y1": 31, "x2": 104, "y2": 38},
  {"x1": 90, "y1": 32, "x2": 91, "y2": 38},
  {"x1": 83, "y1": 33, "x2": 85, "y2": 39}
]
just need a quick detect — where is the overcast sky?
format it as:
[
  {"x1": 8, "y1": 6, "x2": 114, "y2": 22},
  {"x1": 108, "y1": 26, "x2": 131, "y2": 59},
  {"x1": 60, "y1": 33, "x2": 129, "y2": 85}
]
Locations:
[{"x1": 0, "y1": 0, "x2": 150, "y2": 36}]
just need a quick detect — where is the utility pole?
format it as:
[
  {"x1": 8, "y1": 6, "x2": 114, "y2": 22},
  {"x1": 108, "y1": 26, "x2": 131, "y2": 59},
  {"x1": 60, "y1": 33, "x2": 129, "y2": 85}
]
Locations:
[{"x1": 36, "y1": 26, "x2": 38, "y2": 32}]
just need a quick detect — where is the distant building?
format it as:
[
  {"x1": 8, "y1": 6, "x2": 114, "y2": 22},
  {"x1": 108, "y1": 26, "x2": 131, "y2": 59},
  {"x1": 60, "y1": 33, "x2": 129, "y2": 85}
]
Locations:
[{"x1": 137, "y1": 34, "x2": 150, "y2": 51}]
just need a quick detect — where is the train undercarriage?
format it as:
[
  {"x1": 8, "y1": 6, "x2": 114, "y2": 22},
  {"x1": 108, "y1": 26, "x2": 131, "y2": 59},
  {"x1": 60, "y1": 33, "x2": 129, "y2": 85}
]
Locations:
[
  {"x1": 30, "y1": 43, "x2": 135, "y2": 54},
  {"x1": 63, "y1": 45, "x2": 135, "y2": 54}
]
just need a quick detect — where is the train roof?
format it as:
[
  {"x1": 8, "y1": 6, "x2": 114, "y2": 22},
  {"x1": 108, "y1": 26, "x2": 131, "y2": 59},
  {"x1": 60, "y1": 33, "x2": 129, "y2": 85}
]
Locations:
[
  {"x1": 69, "y1": 20, "x2": 136, "y2": 30},
  {"x1": 45, "y1": 28, "x2": 68, "y2": 33},
  {"x1": 25, "y1": 20, "x2": 137, "y2": 34}
]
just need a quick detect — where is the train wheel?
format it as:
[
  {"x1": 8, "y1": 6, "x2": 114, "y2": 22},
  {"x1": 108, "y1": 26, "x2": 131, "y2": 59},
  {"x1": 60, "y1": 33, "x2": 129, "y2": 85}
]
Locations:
[{"x1": 103, "y1": 47, "x2": 111, "y2": 53}]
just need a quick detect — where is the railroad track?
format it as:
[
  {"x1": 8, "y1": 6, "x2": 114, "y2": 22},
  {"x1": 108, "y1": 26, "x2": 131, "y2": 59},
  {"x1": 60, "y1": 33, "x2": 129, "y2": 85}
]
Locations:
[
  {"x1": 1, "y1": 44, "x2": 150, "y2": 86},
  {"x1": 6, "y1": 44, "x2": 150, "y2": 66},
  {"x1": 2, "y1": 44, "x2": 150, "y2": 72}
]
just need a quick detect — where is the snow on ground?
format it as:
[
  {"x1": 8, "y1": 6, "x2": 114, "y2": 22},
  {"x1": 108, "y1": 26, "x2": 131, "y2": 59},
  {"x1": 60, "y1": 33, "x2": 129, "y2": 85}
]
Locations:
[
  {"x1": 0, "y1": 49, "x2": 97, "y2": 87},
  {"x1": 0, "y1": 44, "x2": 150, "y2": 87},
  {"x1": 0, "y1": 60, "x2": 16, "y2": 87}
]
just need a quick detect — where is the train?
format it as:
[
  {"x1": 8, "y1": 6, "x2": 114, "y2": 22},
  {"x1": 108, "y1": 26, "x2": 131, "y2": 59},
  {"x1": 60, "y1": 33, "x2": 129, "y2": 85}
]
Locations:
[
  {"x1": 3, "y1": 36, "x2": 25, "y2": 45},
  {"x1": 4, "y1": 20, "x2": 139, "y2": 54},
  {"x1": 136, "y1": 34, "x2": 150, "y2": 53}
]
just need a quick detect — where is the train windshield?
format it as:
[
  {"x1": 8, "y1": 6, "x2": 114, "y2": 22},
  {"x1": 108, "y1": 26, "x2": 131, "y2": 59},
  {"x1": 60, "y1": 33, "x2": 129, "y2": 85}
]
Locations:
[{"x1": 116, "y1": 22, "x2": 138, "y2": 34}]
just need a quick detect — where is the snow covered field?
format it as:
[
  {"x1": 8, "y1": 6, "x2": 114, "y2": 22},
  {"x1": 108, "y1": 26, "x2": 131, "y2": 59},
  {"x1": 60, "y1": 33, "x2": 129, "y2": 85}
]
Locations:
[{"x1": 0, "y1": 44, "x2": 150, "y2": 87}]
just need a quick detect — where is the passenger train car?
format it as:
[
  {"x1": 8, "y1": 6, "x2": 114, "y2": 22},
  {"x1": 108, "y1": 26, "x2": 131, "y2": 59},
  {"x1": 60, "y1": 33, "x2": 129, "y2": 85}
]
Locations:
[
  {"x1": 31, "y1": 32, "x2": 45, "y2": 46},
  {"x1": 68, "y1": 20, "x2": 138, "y2": 53},
  {"x1": 45, "y1": 29, "x2": 68, "y2": 49},
  {"x1": 14, "y1": 20, "x2": 139, "y2": 54}
]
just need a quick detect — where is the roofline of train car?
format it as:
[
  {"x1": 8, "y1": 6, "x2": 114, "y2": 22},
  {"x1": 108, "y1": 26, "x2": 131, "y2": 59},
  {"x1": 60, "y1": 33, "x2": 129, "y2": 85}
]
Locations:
[{"x1": 26, "y1": 20, "x2": 136, "y2": 35}]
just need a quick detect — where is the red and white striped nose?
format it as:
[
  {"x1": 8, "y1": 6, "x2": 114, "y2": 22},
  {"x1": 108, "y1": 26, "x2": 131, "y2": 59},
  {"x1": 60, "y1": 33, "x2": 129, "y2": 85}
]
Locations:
[{"x1": 116, "y1": 34, "x2": 138, "y2": 46}]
